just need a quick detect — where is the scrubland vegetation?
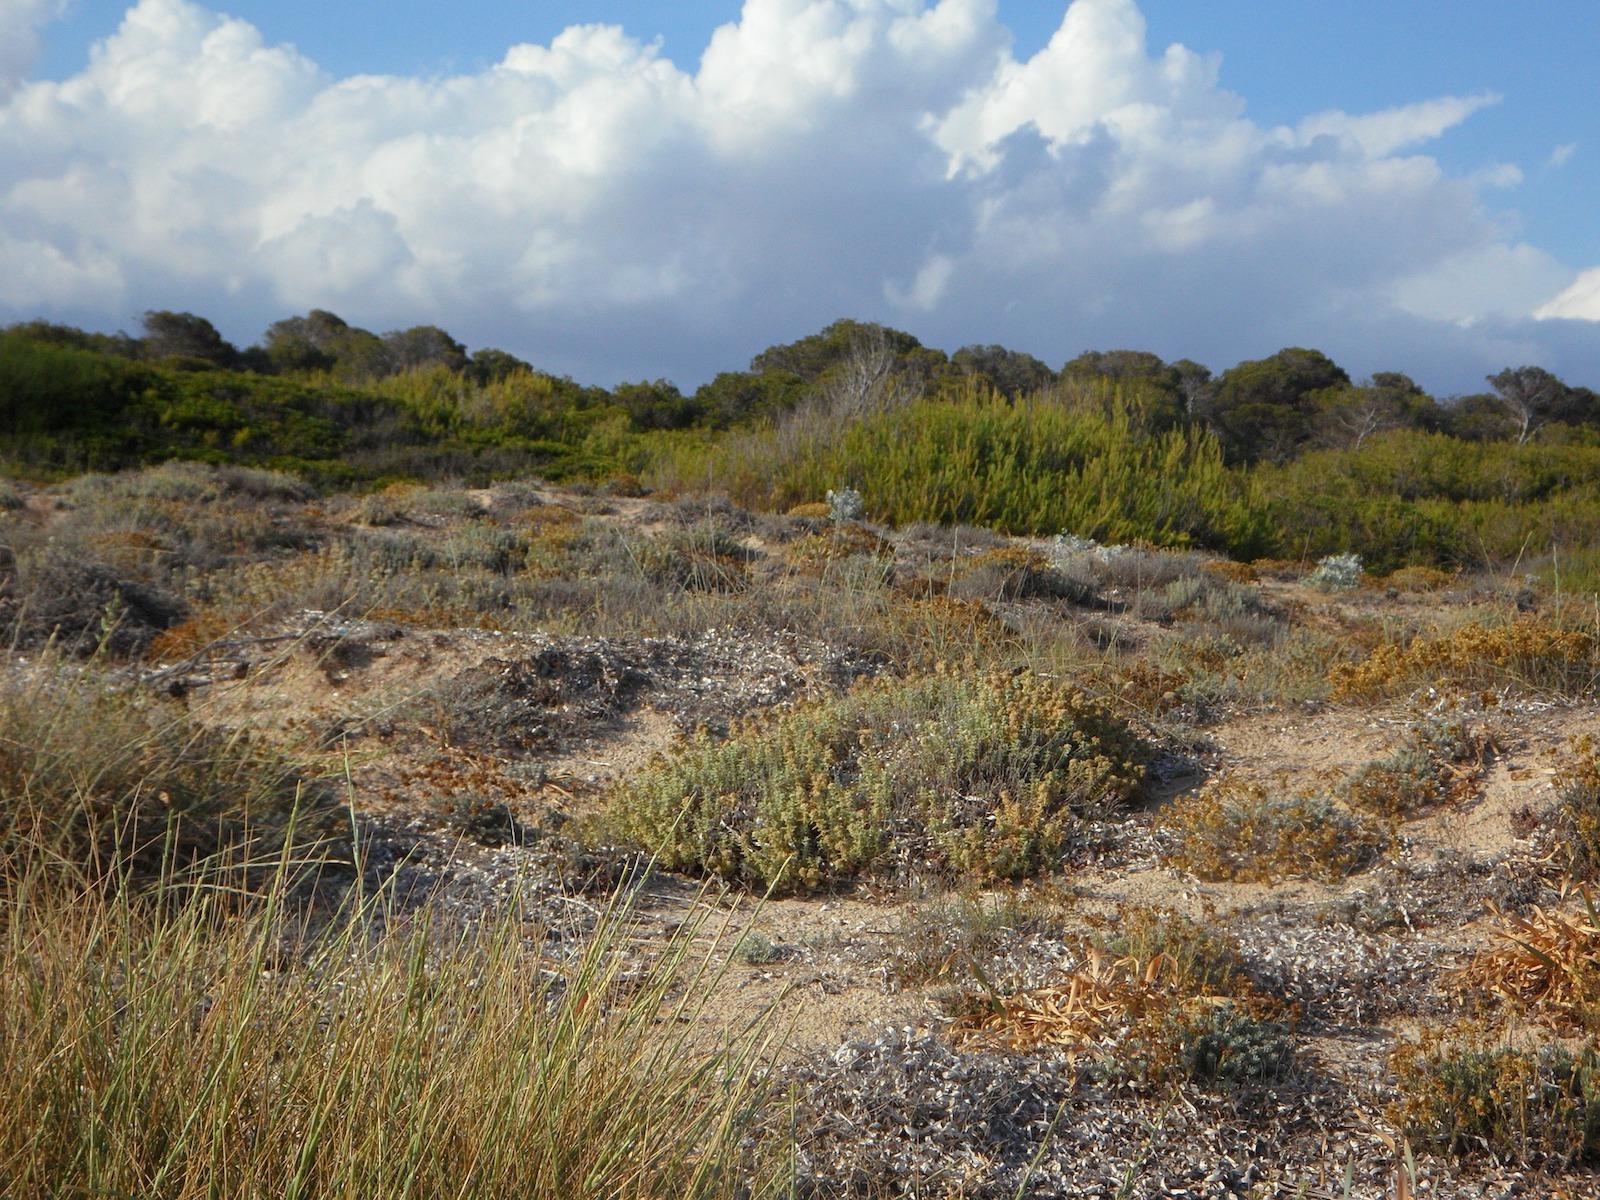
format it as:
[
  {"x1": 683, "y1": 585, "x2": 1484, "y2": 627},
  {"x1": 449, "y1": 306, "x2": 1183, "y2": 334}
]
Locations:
[{"x1": 6, "y1": 310, "x2": 1600, "y2": 1195}]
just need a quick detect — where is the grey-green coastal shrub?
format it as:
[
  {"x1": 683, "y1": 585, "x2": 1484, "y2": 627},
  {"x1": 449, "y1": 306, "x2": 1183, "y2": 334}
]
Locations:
[
  {"x1": 608, "y1": 669, "x2": 1146, "y2": 893},
  {"x1": 1305, "y1": 553, "x2": 1363, "y2": 591}
]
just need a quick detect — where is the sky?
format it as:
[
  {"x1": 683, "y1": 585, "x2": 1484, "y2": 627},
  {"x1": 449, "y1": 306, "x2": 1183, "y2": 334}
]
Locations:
[{"x1": 3, "y1": 0, "x2": 1599, "y2": 393}]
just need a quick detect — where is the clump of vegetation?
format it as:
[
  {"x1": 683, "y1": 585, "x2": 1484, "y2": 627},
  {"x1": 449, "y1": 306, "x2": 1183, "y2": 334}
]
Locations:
[
  {"x1": 1391, "y1": 1027, "x2": 1600, "y2": 1166},
  {"x1": 0, "y1": 872, "x2": 783, "y2": 1199},
  {"x1": 1177, "y1": 1004, "x2": 1296, "y2": 1085},
  {"x1": 1158, "y1": 778, "x2": 1387, "y2": 883},
  {"x1": 953, "y1": 906, "x2": 1292, "y2": 1088},
  {"x1": 0, "y1": 657, "x2": 341, "y2": 886},
  {"x1": 736, "y1": 931, "x2": 789, "y2": 966},
  {"x1": 947, "y1": 546, "x2": 1094, "y2": 605},
  {"x1": 1383, "y1": 565, "x2": 1457, "y2": 593},
  {"x1": 887, "y1": 890, "x2": 1065, "y2": 988},
  {"x1": 1342, "y1": 712, "x2": 1493, "y2": 820},
  {"x1": 826, "y1": 486, "x2": 864, "y2": 522},
  {"x1": 608, "y1": 669, "x2": 1147, "y2": 893},
  {"x1": 1558, "y1": 738, "x2": 1600, "y2": 879},
  {"x1": 1088, "y1": 906, "x2": 1246, "y2": 997},
  {"x1": 1305, "y1": 552, "x2": 1363, "y2": 591},
  {"x1": 1203, "y1": 559, "x2": 1258, "y2": 584},
  {"x1": 783, "y1": 521, "x2": 892, "y2": 569},
  {"x1": 1331, "y1": 616, "x2": 1600, "y2": 701},
  {"x1": 0, "y1": 555, "x2": 189, "y2": 657}
]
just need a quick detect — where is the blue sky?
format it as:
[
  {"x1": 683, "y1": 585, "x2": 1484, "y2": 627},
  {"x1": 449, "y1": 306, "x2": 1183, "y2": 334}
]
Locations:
[{"x1": 5, "y1": 0, "x2": 1599, "y2": 391}]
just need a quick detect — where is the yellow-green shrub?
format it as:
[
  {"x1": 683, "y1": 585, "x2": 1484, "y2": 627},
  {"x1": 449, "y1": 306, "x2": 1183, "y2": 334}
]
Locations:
[
  {"x1": 1331, "y1": 617, "x2": 1600, "y2": 700},
  {"x1": 1391, "y1": 1027, "x2": 1600, "y2": 1164},
  {"x1": 608, "y1": 669, "x2": 1146, "y2": 892},
  {"x1": 1158, "y1": 778, "x2": 1387, "y2": 883}
]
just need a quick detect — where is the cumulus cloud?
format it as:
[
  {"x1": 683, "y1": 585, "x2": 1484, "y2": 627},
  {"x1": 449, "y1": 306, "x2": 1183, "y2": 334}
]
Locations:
[
  {"x1": 1537, "y1": 268, "x2": 1600, "y2": 321},
  {"x1": 0, "y1": 0, "x2": 1596, "y2": 389},
  {"x1": 0, "y1": 0, "x2": 68, "y2": 99}
]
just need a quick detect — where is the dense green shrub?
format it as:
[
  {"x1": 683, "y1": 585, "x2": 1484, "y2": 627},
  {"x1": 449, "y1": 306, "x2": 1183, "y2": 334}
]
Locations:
[
  {"x1": 1258, "y1": 430, "x2": 1600, "y2": 571},
  {"x1": 652, "y1": 383, "x2": 1271, "y2": 557}
]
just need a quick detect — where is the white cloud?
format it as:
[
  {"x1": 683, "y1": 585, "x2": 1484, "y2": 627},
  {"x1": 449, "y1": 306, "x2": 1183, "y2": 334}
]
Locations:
[
  {"x1": 0, "y1": 0, "x2": 1595, "y2": 391},
  {"x1": 886, "y1": 252, "x2": 954, "y2": 310},
  {"x1": 1549, "y1": 142, "x2": 1577, "y2": 168},
  {"x1": 1294, "y1": 93, "x2": 1499, "y2": 158},
  {"x1": 0, "y1": 0, "x2": 67, "y2": 99},
  {"x1": 1470, "y1": 162, "x2": 1523, "y2": 189},
  {"x1": 1393, "y1": 244, "x2": 1573, "y2": 323},
  {"x1": 1537, "y1": 267, "x2": 1600, "y2": 321}
]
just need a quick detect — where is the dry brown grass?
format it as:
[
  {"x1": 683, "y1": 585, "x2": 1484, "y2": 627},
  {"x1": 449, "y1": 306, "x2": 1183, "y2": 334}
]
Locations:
[
  {"x1": 952, "y1": 909, "x2": 1292, "y2": 1086},
  {"x1": 1454, "y1": 895, "x2": 1600, "y2": 1033}
]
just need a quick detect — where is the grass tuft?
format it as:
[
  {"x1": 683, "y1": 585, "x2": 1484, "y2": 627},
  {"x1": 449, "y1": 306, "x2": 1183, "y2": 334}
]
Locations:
[
  {"x1": 0, "y1": 655, "x2": 341, "y2": 888},
  {"x1": 0, "y1": 868, "x2": 784, "y2": 1198}
]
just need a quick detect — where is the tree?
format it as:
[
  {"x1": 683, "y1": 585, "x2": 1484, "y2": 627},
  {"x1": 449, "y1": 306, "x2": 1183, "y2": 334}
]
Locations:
[
  {"x1": 261, "y1": 310, "x2": 391, "y2": 379},
  {"x1": 614, "y1": 379, "x2": 697, "y2": 431},
  {"x1": 383, "y1": 325, "x2": 468, "y2": 374},
  {"x1": 466, "y1": 348, "x2": 532, "y2": 385},
  {"x1": 1486, "y1": 366, "x2": 1598, "y2": 444},
  {"x1": 750, "y1": 319, "x2": 943, "y2": 384},
  {"x1": 690, "y1": 370, "x2": 807, "y2": 428},
  {"x1": 1061, "y1": 349, "x2": 1174, "y2": 388},
  {"x1": 950, "y1": 344, "x2": 1054, "y2": 397},
  {"x1": 1310, "y1": 374, "x2": 1441, "y2": 450},
  {"x1": 1204, "y1": 347, "x2": 1351, "y2": 463},
  {"x1": 141, "y1": 311, "x2": 238, "y2": 367},
  {"x1": 1172, "y1": 359, "x2": 1214, "y2": 416},
  {"x1": 1060, "y1": 349, "x2": 1188, "y2": 432},
  {"x1": 7, "y1": 320, "x2": 140, "y2": 357},
  {"x1": 812, "y1": 324, "x2": 910, "y2": 419},
  {"x1": 1445, "y1": 393, "x2": 1519, "y2": 442},
  {"x1": 261, "y1": 310, "x2": 349, "y2": 373}
]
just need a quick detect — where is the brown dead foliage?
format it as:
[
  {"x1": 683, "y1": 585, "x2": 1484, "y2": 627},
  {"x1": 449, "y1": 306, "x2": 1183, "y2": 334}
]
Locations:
[{"x1": 1454, "y1": 894, "x2": 1600, "y2": 1032}]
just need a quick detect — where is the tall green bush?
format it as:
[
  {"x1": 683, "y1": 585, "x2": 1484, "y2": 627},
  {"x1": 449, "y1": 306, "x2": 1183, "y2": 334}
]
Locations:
[{"x1": 650, "y1": 382, "x2": 1270, "y2": 557}]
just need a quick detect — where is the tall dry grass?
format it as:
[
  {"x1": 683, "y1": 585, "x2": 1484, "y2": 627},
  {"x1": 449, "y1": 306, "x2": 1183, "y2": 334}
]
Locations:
[
  {"x1": 0, "y1": 647, "x2": 787, "y2": 1199},
  {"x1": 1, "y1": 865, "x2": 783, "y2": 1198}
]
